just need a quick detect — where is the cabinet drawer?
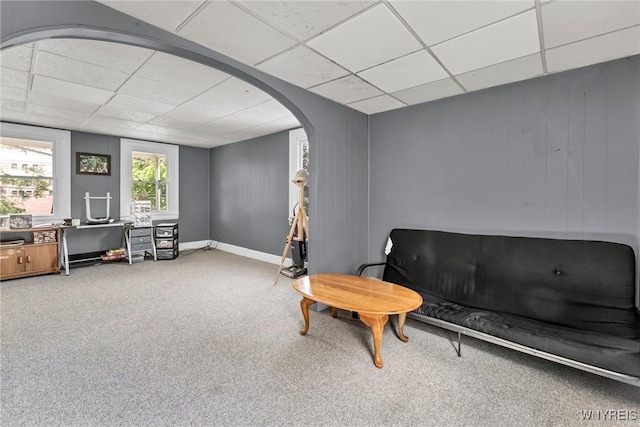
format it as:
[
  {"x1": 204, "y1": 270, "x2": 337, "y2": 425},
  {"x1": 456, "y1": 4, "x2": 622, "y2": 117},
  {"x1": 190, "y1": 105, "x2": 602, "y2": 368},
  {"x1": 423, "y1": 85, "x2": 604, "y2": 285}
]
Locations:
[
  {"x1": 130, "y1": 236, "x2": 151, "y2": 244},
  {"x1": 130, "y1": 243, "x2": 151, "y2": 251},
  {"x1": 130, "y1": 228, "x2": 152, "y2": 237},
  {"x1": 156, "y1": 238, "x2": 177, "y2": 249}
]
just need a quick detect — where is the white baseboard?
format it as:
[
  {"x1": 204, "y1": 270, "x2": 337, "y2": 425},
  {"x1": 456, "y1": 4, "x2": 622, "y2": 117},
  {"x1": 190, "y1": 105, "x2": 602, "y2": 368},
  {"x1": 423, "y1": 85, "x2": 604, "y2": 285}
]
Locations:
[
  {"x1": 180, "y1": 240, "x2": 290, "y2": 266},
  {"x1": 179, "y1": 240, "x2": 211, "y2": 251}
]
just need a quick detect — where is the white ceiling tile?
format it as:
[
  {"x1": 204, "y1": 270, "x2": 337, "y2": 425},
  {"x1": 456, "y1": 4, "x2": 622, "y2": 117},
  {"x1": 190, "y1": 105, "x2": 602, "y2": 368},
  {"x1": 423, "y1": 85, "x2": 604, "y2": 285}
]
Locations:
[
  {"x1": 178, "y1": 1, "x2": 297, "y2": 65},
  {"x1": 1, "y1": 67, "x2": 29, "y2": 89},
  {"x1": 257, "y1": 45, "x2": 349, "y2": 88},
  {"x1": 147, "y1": 116, "x2": 204, "y2": 130},
  {"x1": 184, "y1": 77, "x2": 272, "y2": 118},
  {"x1": 1, "y1": 99, "x2": 25, "y2": 113},
  {"x1": 37, "y1": 39, "x2": 154, "y2": 73},
  {"x1": 107, "y1": 94, "x2": 175, "y2": 115},
  {"x1": 432, "y1": 10, "x2": 540, "y2": 75},
  {"x1": 0, "y1": 85, "x2": 27, "y2": 102},
  {"x1": 546, "y1": 26, "x2": 640, "y2": 73},
  {"x1": 96, "y1": 0, "x2": 205, "y2": 33},
  {"x1": 456, "y1": 53, "x2": 543, "y2": 92},
  {"x1": 31, "y1": 75, "x2": 114, "y2": 105},
  {"x1": 0, "y1": 44, "x2": 34, "y2": 72},
  {"x1": 240, "y1": 1, "x2": 375, "y2": 41},
  {"x1": 22, "y1": 114, "x2": 79, "y2": 131},
  {"x1": 542, "y1": 0, "x2": 640, "y2": 49},
  {"x1": 357, "y1": 50, "x2": 448, "y2": 93},
  {"x1": 96, "y1": 105, "x2": 157, "y2": 123},
  {"x1": 207, "y1": 100, "x2": 293, "y2": 129},
  {"x1": 162, "y1": 105, "x2": 225, "y2": 124},
  {"x1": 27, "y1": 92, "x2": 101, "y2": 114},
  {"x1": 118, "y1": 76, "x2": 199, "y2": 106},
  {"x1": 392, "y1": 78, "x2": 464, "y2": 105},
  {"x1": 84, "y1": 115, "x2": 144, "y2": 131},
  {"x1": 26, "y1": 103, "x2": 92, "y2": 122},
  {"x1": 194, "y1": 119, "x2": 242, "y2": 136},
  {"x1": 307, "y1": 4, "x2": 422, "y2": 72},
  {"x1": 133, "y1": 52, "x2": 231, "y2": 92},
  {"x1": 390, "y1": 0, "x2": 534, "y2": 46},
  {"x1": 0, "y1": 109, "x2": 24, "y2": 122},
  {"x1": 229, "y1": 114, "x2": 301, "y2": 142},
  {"x1": 309, "y1": 75, "x2": 383, "y2": 104},
  {"x1": 34, "y1": 51, "x2": 130, "y2": 91},
  {"x1": 347, "y1": 95, "x2": 406, "y2": 114},
  {"x1": 136, "y1": 123, "x2": 190, "y2": 137}
]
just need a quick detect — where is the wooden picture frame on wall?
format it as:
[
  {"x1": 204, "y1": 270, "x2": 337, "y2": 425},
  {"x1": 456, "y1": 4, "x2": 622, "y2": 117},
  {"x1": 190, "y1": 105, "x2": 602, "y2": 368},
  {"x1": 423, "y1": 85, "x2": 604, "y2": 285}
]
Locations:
[{"x1": 76, "y1": 152, "x2": 111, "y2": 176}]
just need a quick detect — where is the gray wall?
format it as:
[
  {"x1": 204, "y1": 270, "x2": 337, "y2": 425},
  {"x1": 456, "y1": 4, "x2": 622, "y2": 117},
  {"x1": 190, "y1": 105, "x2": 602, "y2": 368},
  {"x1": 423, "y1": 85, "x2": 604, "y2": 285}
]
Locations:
[
  {"x1": 67, "y1": 131, "x2": 210, "y2": 254},
  {"x1": 1, "y1": 0, "x2": 370, "y2": 275},
  {"x1": 179, "y1": 145, "x2": 210, "y2": 243},
  {"x1": 69, "y1": 131, "x2": 122, "y2": 254},
  {"x1": 369, "y1": 56, "x2": 640, "y2": 262},
  {"x1": 209, "y1": 131, "x2": 289, "y2": 256}
]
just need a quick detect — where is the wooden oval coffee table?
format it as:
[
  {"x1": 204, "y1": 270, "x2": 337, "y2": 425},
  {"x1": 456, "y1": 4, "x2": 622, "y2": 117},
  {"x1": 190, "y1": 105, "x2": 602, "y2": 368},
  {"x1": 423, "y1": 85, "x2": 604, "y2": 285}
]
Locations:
[{"x1": 292, "y1": 274, "x2": 423, "y2": 368}]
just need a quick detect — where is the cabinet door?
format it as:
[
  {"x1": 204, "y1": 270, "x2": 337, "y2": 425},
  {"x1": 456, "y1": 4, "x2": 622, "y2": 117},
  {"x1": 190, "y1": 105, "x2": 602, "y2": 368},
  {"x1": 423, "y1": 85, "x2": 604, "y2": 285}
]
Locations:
[
  {"x1": 0, "y1": 247, "x2": 25, "y2": 277},
  {"x1": 24, "y1": 244, "x2": 58, "y2": 273}
]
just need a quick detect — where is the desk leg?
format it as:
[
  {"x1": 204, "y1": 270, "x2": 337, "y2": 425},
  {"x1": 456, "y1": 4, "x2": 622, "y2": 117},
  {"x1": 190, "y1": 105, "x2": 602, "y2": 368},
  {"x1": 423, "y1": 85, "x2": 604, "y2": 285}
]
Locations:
[
  {"x1": 124, "y1": 228, "x2": 132, "y2": 265},
  {"x1": 397, "y1": 312, "x2": 409, "y2": 342},
  {"x1": 359, "y1": 314, "x2": 389, "y2": 368},
  {"x1": 62, "y1": 229, "x2": 70, "y2": 276},
  {"x1": 299, "y1": 297, "x2": 315, "y2": 335}
]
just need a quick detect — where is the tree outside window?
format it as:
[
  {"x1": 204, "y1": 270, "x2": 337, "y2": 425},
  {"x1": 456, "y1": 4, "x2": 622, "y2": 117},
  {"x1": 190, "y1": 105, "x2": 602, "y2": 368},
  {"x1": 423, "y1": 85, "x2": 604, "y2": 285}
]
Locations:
[{"x1": 131, "y1": 151, "x2": 167, "y2": 211}]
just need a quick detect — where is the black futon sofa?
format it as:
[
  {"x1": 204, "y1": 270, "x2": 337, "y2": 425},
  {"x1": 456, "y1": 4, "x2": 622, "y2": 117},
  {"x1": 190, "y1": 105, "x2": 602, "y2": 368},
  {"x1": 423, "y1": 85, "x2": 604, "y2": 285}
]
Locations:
[{"x1": 358, "y1": 229, "x2": 640, "y2": 386}]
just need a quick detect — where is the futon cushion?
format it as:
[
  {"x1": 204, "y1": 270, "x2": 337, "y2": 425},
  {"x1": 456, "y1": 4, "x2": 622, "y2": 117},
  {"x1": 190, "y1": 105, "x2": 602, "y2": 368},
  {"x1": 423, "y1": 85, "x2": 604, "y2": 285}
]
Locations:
[
  {"x1": 415, "y1": 297, "x2": 640, "y2": 377},
  {"x1": 383, "y1": 229, "x2": 640, "y2": 339}
]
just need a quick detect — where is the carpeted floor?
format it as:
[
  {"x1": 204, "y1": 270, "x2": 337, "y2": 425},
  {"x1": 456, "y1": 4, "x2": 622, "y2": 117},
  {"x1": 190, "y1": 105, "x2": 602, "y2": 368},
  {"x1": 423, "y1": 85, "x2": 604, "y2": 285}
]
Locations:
[{"x1": 1, "y1": 249, "x2": 639, "y2": 426}]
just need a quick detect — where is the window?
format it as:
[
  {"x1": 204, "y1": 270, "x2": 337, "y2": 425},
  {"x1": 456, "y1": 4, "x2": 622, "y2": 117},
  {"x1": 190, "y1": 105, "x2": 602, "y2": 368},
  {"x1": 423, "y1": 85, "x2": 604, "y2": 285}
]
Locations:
[
  {"x1": 120, "y1": 138, "x2": 179, "y2": 221},
  {"x1": 0, "y1": 123, "x2": 71, "y2": 224},
  {"x1": 288, "y1": 128, "x2": 309, "y2": 215},
  {"x1": 132, "y1": 151, "x2": 167, "y2": 211}
]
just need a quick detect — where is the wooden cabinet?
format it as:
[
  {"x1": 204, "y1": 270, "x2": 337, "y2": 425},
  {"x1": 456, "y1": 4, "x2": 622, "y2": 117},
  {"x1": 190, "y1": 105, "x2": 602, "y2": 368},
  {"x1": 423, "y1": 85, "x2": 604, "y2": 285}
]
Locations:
[{"x1": 0, "y1": 226, "x2": 60, "y2": 280}]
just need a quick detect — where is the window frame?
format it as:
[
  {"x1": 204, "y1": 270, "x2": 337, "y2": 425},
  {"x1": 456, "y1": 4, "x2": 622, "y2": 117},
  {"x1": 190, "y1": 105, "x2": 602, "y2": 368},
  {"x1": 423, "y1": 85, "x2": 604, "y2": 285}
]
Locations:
[
  {"x1": 120, "y1": 138, "x2": 179, "y2": 221},
  {"x1": 0, "y1": 122, "x2": 71, "y2": 225}
]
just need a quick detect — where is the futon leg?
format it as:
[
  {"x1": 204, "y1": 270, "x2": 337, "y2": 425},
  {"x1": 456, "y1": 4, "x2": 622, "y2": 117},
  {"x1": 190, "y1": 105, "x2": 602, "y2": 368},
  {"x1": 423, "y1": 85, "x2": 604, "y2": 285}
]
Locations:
[{"x1": 455, "y1": 331, "x2": 461, "y2": 357}]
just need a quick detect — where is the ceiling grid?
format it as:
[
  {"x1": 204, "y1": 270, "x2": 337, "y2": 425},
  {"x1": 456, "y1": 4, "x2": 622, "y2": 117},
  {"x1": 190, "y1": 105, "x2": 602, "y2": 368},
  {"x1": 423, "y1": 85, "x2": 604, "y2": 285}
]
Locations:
[{"x1": 0, "y1": 0, "x2": 637, "y2": 147}]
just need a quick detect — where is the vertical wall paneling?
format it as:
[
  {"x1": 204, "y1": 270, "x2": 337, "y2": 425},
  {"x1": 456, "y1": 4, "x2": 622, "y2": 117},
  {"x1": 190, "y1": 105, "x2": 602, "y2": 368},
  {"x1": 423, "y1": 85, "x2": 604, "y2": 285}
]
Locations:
[
  {"x1": 604, "y1": 61, "x2": 640, "y2": 247},
  {"x1": 369, "y1": 56, "x2": 640, "y2": 265},
  {"x1": 582, "y1": 67, "x2": 609, "y2": 239},
  {"x1": 566, "y1": 73, "x2": 586, "y2": 237},
  {"x1": 209, "y1": 131, "x2": 289, "y2": 256},
  {"x1": 520, "y1": 80, "x2": 547, "y2": 235},
  {"x1": 69, "y1": 131, "x2": 122, "y2": 254},
  {"x1": 178, "y1": 145, "x2": 210, "y2": 243},
  {"x1": 545, "y1": 75, "x2": 569, "y2": 235}
]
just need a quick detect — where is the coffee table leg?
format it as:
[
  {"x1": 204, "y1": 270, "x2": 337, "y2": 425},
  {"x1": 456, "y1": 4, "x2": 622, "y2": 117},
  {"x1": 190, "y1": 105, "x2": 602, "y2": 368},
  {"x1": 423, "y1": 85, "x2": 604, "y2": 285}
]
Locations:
[
  {"x1": 331, "y1": 307, "x2": 338, "y2": 318},
  {"x1": 359, "y1": 314, "x2": 389, "y2": 368},
  {"x1": 299, "y1": 297, "x2": 315, "y2": 335},
  {"x1": 398, "y1": 312, "x2": 409, "y2": 342}
]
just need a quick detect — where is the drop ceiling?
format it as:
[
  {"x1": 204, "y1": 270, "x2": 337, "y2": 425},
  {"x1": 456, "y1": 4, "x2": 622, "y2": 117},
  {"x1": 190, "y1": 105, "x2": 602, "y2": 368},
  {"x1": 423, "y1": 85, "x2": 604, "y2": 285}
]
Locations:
[{"x1": 1, "y1": 0, "x2": 639, "y2": 148}]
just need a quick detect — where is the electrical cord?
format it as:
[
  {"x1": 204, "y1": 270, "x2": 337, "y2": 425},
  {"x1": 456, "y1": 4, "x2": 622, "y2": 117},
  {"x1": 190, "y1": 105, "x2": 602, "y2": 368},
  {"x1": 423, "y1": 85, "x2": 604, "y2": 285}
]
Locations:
[{"x1": 179, "y1": 236, "x2": 220, "y2": 256}]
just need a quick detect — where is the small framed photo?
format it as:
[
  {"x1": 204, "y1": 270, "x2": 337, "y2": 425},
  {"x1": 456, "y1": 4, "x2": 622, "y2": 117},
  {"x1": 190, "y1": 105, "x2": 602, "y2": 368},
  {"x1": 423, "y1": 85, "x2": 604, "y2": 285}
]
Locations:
[
  {"x1": 76, "y1": 152, "x2": 111, "y2": 176},
  {"x1": 9, "y1": 214, "x2": 32, "y2": 229}
]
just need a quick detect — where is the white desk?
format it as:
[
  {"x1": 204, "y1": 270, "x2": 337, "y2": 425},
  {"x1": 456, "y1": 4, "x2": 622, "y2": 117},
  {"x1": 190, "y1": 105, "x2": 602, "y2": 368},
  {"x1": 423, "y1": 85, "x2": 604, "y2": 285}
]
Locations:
[{"x1": 60, "y1": 221, "x2": 131, "y2": 275}]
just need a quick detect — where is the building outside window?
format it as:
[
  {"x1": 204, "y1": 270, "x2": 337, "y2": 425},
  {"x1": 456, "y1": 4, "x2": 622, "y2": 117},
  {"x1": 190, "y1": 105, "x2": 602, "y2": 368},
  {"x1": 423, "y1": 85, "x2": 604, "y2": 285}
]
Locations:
[{"x1": 0, "y1": 123, "x2": 70, "y2": 223}]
